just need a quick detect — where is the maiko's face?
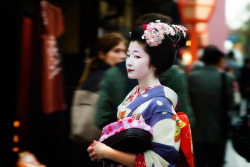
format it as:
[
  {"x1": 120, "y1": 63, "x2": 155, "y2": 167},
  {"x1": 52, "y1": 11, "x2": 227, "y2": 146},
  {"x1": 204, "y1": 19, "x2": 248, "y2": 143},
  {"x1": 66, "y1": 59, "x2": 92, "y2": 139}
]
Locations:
[{"x1": 126, "y1": 41, "x2": 154, "y2": 80}]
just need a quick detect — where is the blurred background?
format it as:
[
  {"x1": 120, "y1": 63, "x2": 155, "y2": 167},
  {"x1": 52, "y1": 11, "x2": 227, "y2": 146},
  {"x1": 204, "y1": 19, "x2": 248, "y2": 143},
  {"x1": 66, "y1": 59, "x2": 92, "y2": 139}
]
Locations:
[{"x1": 8, "y1": 0, "x2": 249, "y2": 166}]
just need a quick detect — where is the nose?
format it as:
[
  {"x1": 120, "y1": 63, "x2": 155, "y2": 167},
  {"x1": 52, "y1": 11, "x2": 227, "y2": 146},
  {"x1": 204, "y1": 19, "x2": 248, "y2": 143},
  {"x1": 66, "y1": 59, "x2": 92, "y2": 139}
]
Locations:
[{"x1": 126, "y1": 56, "x2": 132, "y2": 67}]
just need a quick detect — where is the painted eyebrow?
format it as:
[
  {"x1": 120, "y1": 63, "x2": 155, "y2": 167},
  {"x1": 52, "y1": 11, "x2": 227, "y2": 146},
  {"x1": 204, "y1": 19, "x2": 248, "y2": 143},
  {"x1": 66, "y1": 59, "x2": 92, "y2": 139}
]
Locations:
[{"x1": 127, "y1": 50, "x2": 141, "y2": 53}]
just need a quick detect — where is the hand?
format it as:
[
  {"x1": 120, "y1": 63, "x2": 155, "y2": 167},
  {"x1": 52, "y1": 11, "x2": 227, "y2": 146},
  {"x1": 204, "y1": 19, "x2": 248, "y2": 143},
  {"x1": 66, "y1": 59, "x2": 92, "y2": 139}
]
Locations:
[
  {"x1": 93, "y1": 140, "x2": 110, "y2": 161},
  {"x1": 87, "y1": 142, "x2": 98, "y2": 161}
]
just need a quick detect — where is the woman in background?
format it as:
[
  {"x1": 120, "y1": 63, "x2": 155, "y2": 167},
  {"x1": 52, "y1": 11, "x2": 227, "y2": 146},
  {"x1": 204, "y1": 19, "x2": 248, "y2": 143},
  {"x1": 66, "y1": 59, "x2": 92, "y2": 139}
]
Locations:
[
  {"x1": 71, "y1": 32, "x2": 127, "y2": 167},
  {"x1": 77, "y1": 33, "x2": 128, "y2": 91}
]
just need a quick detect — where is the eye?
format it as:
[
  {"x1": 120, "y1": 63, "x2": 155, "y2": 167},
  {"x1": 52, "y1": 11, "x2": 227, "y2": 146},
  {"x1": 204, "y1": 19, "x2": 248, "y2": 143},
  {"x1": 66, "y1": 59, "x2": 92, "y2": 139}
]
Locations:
[
  {"x1": 114, "y1": 49, "x2": 124, "y2": 53},
  {"x1": 134, "y1": 55, "x2": 141, "y2": 59},
  {"x1": 127, "y1": 54, "x2": 130, "y2": 57}
]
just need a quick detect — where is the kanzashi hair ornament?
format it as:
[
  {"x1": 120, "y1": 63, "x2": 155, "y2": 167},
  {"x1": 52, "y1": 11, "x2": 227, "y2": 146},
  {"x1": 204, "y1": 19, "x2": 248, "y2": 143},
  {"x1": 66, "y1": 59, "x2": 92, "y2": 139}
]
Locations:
[
  {"x1": 172, "y1": 24, "x2": 187, "y2": 38},
  {"x1": 172, "y1": 25, "x2": 187, "y2": 48},
  {"x1": 141, "y1": 20, "x2": 187, "y2": 47}
]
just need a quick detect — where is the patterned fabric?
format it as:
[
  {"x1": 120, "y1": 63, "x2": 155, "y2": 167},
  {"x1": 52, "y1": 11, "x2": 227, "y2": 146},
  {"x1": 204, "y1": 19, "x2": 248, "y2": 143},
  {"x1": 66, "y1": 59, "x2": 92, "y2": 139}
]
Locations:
[
  {"x1": 99, "y1": 117, "x2": 153, "y2": 143},
  {"x1": 115, "y1": 85, "x2": 180, "y2": 166},
  {"x1": 135, "y1": 153, "x2": 146, "y2": 167},
  {"x1": 123, "y1": 85, "x2": 161, "y2": 107},
  {"x1": 176, "y1": 112, "x2": 195, "y2": 167}
]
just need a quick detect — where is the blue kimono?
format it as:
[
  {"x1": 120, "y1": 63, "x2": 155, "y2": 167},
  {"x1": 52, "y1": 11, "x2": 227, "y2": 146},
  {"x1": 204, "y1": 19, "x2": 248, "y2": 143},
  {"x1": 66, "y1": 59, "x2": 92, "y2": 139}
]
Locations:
[{"x1": 117, "y1": 85, "x2": 181, "y2": 166}]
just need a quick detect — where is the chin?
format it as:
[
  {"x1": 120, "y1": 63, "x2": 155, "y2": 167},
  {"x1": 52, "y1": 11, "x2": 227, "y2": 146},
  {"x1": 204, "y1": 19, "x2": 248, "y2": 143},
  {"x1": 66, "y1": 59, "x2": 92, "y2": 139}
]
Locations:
[{"x1": 127, "y1": 74, "x2": 137, "y2": 79}]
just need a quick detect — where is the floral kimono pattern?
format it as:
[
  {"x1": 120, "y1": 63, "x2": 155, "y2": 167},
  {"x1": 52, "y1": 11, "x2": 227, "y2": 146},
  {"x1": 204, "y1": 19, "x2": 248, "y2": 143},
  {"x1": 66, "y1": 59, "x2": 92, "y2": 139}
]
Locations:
[{"x1": 116, "y1": 85, "x2": 181, "y2": 167}]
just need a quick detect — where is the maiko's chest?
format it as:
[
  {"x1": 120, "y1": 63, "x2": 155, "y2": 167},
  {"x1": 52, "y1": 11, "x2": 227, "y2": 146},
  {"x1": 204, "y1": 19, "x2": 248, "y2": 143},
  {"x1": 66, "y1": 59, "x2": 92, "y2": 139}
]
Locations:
[{"x1": 117, "y1": 99, "x2": 153, "y2": 121}]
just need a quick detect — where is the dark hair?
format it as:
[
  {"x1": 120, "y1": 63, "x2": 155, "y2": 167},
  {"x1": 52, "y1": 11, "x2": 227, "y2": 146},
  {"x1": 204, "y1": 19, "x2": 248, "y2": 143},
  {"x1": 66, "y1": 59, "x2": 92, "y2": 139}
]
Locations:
[
  {"x1": 201, "y1": 45, "x2": 225, "y2": 65},
  {"x1": 227, "y1": 51, "x2": 234, "y2": 59},
  {"x1": 130, "y1": 23, "x2": 187, "y2": 76},
  {"x1": 96, "y1": 33, "x2": 128, "y2": 54},
  {"x1": 135, "y1": 13, "x2": 172, "y2": 26}
]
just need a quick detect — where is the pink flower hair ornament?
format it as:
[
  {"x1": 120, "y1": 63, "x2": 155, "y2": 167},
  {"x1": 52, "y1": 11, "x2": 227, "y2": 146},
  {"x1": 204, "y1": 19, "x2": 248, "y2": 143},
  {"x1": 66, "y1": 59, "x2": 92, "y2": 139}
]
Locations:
[{"x1": 141, "y1": 20, "x2": 187, "y2": 47}]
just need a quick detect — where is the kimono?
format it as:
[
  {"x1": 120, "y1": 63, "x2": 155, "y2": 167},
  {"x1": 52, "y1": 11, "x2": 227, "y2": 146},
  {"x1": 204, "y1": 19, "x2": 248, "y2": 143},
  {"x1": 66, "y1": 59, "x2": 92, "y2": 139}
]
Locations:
[{"x1": 116, "y1": 85, "x2": 181, "y2": 167}]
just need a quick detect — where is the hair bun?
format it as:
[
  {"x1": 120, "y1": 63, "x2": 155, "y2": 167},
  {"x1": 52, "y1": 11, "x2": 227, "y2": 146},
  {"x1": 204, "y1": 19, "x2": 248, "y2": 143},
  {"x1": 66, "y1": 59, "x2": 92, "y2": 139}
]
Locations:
[{"x1": 130, "y1": 26, "x2": 145, "y2": 42}]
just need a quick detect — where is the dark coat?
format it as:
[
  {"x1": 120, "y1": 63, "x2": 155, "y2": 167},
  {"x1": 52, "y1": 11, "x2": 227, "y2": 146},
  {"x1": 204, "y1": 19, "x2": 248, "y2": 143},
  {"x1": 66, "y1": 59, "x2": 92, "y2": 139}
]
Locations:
[
  {"x1": 81, "y1": 62, "x2": 110, "y2": 92},
  {"x1": 188, "y1": 66, "x2": 235, "y2": 144}
]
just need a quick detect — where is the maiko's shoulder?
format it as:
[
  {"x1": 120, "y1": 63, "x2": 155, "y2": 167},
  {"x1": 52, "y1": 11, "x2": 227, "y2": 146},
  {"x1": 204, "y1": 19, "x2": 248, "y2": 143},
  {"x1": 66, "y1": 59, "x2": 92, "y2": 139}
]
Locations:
[{"x1": 161, "y1": 86, "x2": 178, "y2": 109}]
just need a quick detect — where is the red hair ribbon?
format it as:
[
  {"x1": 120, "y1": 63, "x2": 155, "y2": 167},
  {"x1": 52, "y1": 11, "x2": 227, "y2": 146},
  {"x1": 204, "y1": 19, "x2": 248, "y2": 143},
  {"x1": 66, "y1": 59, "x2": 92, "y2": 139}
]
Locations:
[{"x1": 142, "y1": 24, "x2": 148, "y2": 30}]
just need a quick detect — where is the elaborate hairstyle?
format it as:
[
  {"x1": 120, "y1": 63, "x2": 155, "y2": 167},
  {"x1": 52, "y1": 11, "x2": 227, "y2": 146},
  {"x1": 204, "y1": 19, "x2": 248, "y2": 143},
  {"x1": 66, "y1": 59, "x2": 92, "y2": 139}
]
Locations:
[{"x1": 130, "y1": 20, "x2": 187, "y2": 76}]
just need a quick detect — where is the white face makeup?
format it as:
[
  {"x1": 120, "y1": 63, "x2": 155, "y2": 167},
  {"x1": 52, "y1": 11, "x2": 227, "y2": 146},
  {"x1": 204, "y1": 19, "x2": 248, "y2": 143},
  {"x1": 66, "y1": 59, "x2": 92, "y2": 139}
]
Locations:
[{"x1": 126, "y1": 41, "x2": 155, "y2": 80}]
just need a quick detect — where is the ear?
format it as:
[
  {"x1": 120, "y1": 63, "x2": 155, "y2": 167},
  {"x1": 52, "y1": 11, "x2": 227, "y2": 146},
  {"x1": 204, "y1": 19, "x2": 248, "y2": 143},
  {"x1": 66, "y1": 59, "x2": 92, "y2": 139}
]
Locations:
[{"x1": 98, "y1": 51, "x2": 106, "y2": 60}]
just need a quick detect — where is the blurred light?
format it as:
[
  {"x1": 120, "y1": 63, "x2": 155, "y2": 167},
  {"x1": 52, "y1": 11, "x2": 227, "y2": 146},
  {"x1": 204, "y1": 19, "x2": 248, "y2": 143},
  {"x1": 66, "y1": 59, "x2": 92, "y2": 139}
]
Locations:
[
  {"x1": 177, "y1": 0, "x2": 216, "y2": 22},
  {"x1": 186, "y1": 40, "x2": 191, "y2": 46},
  {"x1": 13, "y1": 135, "x2": 19, "y2": 143},
  {"x1": 199, "y1": 31, "x2": 209, "y2": 47},
  {"x1": 225, "y1": 0, "x2": 250, "y2": 30},
  {"x1": 183, "y1": 51, "x2": 193, "y2": 65},
  {"x1": 224, "y1": 40, "x2": 233, "y2": 51},
  {"x1": 196, "y1": 22, "x2": 207, "y2": 33},
  {"x1": 14, "y1": 121, "x2": 20, "y2": 128},
  {"x1": 13, "y1": 147, "x2": 19, "y2": 152}
]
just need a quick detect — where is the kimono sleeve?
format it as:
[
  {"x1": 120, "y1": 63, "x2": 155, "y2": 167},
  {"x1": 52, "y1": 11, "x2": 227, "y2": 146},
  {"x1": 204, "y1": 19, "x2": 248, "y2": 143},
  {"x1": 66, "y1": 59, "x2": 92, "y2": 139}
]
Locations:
[{"x1": 141, "y1": 98, "x2": 180, "y2": 166}]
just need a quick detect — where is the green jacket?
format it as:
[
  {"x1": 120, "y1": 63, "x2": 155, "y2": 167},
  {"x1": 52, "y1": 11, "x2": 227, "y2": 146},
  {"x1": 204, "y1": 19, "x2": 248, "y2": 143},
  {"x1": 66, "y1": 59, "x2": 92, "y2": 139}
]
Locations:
[
  {"x1": 188, "y1": 66, "x2": 235, "y2": 144},
  {"x1": 95, "y1": 64, "x2": 128, "y2": 129},
  {"x1": 95, "y1": 63, "x2": 195, "y2": 129}
]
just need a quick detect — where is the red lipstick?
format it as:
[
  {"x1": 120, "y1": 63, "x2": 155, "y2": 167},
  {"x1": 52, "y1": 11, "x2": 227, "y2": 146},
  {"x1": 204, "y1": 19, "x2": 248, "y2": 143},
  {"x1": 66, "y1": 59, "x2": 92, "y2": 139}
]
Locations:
[{"x1": 127, "y1": 69, "x2": 134, "y2": 72}]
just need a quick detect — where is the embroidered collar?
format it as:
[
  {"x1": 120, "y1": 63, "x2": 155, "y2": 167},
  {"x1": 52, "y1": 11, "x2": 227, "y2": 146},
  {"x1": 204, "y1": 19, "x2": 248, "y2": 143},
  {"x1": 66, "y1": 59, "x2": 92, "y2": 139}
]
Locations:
[{"x1": 124, "y1": 84, "x2": 162, "y2": 106}]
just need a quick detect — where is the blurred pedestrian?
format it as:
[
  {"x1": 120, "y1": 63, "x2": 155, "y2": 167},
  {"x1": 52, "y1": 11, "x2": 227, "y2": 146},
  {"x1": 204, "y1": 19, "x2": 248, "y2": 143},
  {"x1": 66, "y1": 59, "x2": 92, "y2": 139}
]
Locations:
[
  {"x1": 95, "y1": 13, "x2": 195, "y2": 131},
  {"x1": 188, "y1": 45, "x2": 235, "y2": 167},
  {"x1": 238, "y1": 58, "x2": 250, "y2": 116},
  {"x1": 225, "y1": 53, "x2": 242, "y2": 117},
  {"x1": 191, "y1": 49, "x2": 205, "y2": 72},
  {"x1": 226, "y1": 51, "x2": 241, "y2": 79},
  {"x1": 233, "y1": 44, "x2": 244, "y2": 67},
  {"x1": 71, "y1": 32, "x2": 127, "y2": 167}
]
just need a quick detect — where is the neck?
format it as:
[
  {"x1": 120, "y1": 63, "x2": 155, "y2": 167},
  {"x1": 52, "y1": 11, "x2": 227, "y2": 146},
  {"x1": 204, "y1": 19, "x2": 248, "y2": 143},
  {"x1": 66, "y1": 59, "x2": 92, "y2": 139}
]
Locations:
[{"x1": 137, "y1": 74, "x2": 161, "y2": 93}]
